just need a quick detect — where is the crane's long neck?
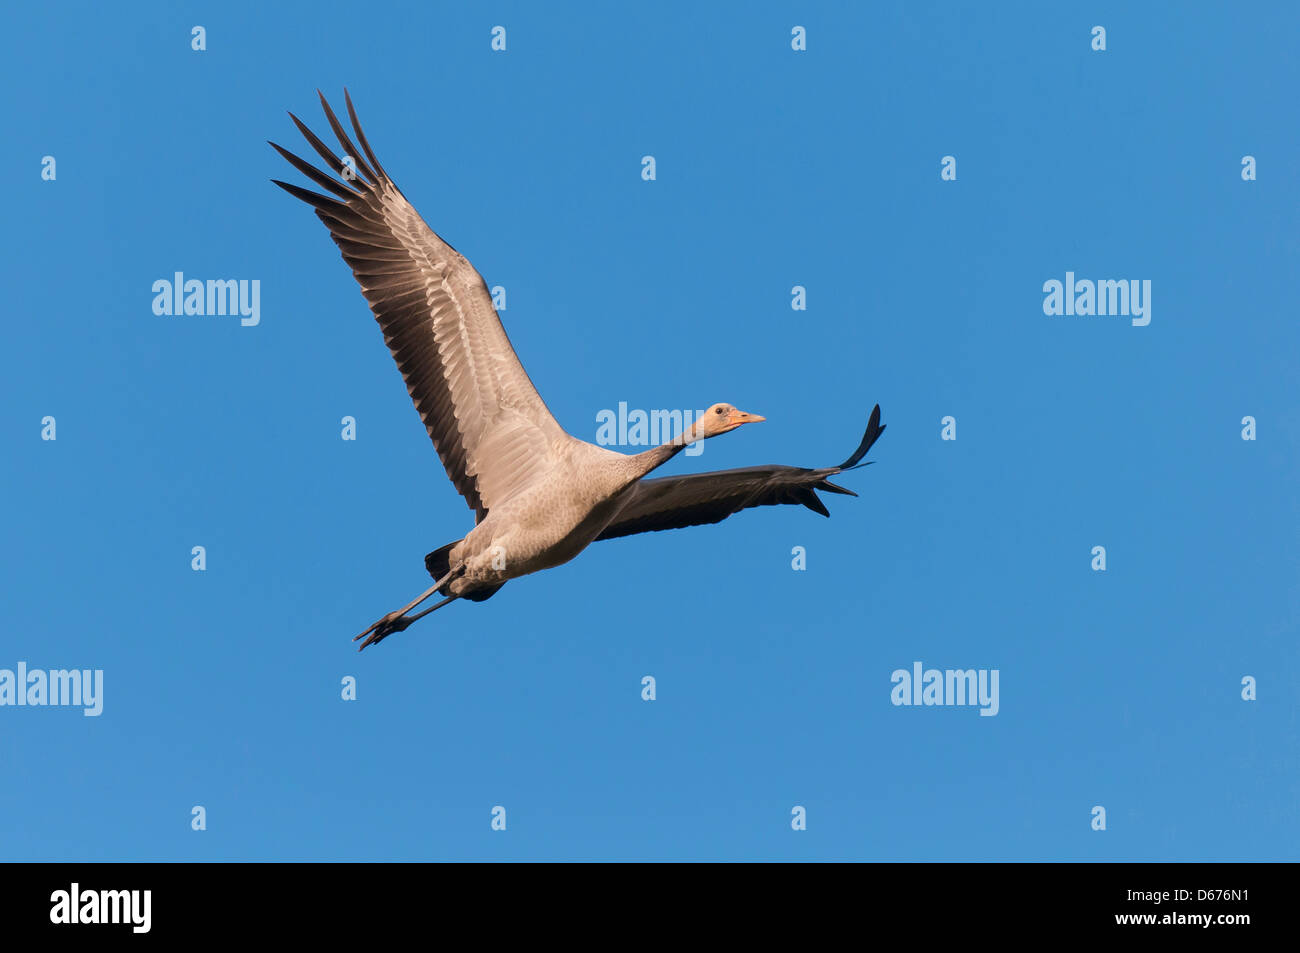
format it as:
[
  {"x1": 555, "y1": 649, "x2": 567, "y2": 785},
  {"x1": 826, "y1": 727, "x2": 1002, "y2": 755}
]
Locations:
[{"x1": 625, "y1": 425, "x2": 701, "y2": 481}]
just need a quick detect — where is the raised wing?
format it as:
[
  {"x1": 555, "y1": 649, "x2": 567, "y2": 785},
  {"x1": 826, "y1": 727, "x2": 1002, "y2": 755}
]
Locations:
[
  {"x1": 596, "y1": 406, "x2": 885, "y2": 541},
  {"x1": 270, "y1": 90, "x2": 567, "y2": 521}
]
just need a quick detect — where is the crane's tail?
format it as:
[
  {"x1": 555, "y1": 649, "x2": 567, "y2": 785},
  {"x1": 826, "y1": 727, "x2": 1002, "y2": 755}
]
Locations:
[
  {"x1": 424, "y1": 542, "x2": 457, "y2": 592},
  {"x1": 424, "y1": 541, "x2": 504, "y2": 603}
]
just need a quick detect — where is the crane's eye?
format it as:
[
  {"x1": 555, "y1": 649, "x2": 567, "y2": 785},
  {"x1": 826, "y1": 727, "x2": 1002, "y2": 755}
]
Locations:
[{"x1": 715, "y1": 407, "x2": 725, "y2": 415}]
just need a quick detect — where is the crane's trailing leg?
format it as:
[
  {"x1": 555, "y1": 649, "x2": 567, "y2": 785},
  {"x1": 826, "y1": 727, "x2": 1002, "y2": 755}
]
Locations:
[{"x1": 353, "y1": 566, "x2": 465, "y2": 650}]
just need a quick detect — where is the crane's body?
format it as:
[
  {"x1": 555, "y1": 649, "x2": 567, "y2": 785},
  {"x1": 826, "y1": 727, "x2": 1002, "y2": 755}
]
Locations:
[
  {"x1": 445, "y1": 439, "x2": 643, "y2": 594},
  {"x1": 271, "y1": 91, "x2": 885, "y2": 649}
]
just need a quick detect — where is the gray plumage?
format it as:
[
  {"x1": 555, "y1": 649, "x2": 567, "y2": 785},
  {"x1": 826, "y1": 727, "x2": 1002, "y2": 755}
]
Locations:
[{"x1": 270, "y1": 91, "x2": 885, "y2": 649}]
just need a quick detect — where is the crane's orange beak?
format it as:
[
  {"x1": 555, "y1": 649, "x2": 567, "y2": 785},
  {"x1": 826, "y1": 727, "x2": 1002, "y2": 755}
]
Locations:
[{"x1": 728, "y1": 409, "x2": 765, "y2": 429}]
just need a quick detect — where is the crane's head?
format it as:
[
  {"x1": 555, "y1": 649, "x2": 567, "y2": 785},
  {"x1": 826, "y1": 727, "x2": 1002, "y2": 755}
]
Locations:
[{"x1": 690, "y1": 403, "x2": 765, "y2": 440}]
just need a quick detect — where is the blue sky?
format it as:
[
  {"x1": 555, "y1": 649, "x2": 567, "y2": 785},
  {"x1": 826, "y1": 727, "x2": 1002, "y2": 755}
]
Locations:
[{"x1": 2, "y1": 1, "x2": 1296, "y2": 860}]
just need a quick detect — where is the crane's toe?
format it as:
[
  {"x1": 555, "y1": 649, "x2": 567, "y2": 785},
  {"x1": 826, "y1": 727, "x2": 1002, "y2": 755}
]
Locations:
[{"x1": 354, "y1": 609, "x2": 410, "y2": 650}]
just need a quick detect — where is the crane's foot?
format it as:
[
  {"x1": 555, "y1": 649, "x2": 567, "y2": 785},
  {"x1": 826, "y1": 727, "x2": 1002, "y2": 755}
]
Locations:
[
  {"x1": 351, "y1": 572, "x2": 463, "y2": 651},
  {"x1": 354, "y1": 610, "x2": 413, "y2": 651}
]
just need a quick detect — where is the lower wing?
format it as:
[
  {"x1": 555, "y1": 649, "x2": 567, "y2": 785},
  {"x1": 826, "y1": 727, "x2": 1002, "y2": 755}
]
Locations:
[{"x1": 595, "y1": 405, "x2": 885, "y2": 541}]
